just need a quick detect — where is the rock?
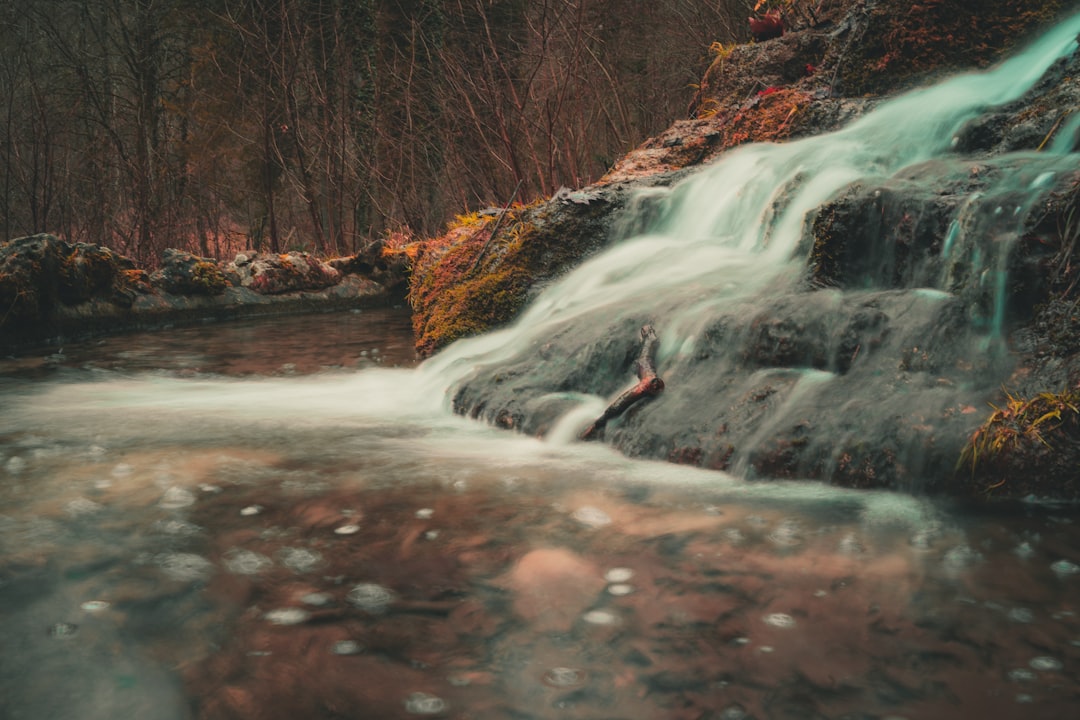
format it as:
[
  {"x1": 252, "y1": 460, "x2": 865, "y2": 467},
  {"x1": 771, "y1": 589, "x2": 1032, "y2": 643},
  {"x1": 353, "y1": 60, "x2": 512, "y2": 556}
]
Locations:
[
  {"x1": 150, "y1": 248, "x2": 231, "y2": 296},
  {"x1": 227, "y1": 251, "x2": 340, "y2": 294}
]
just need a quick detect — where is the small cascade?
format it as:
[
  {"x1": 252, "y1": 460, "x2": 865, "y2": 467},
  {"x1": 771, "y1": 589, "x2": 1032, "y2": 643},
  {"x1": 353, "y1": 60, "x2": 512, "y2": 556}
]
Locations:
[{"x1": 432, "y1": 11, "x2": 1080, "y2": 489}]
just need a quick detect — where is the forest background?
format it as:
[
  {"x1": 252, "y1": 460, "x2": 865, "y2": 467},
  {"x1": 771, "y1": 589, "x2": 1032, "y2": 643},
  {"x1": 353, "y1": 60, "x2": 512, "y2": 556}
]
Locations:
[{"x1": 1, "y1": 0, "x2": 759, "y2": 265}]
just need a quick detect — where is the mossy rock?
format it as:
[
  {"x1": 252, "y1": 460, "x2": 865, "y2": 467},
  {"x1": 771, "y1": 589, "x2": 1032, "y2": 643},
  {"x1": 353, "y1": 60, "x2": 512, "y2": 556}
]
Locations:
[{"x1": 409, "y1": 190, "x2": 634, "y2": 356}]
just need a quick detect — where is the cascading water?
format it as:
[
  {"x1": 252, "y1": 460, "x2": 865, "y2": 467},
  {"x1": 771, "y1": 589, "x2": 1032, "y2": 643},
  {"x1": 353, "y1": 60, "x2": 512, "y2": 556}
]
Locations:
[
  {"x1": 2, "y1": 14, "x2": 1080, "y2": 720},
  {"x1": 436, "y1": 14, "x2": 1080, "y2": 489}
]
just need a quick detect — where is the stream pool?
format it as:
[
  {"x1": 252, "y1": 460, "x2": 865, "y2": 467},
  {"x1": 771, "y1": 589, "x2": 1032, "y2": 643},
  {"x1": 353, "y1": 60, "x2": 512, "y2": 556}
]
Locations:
[{"x1": 1, "y1": 309, "x2": 1079, "y2": 720}]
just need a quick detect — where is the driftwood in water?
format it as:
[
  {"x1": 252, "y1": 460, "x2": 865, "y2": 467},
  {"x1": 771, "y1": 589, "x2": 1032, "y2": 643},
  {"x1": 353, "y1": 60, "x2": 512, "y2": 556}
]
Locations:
[{"x1": 581, "y1": 324, "x2": 665, "y2": 441}]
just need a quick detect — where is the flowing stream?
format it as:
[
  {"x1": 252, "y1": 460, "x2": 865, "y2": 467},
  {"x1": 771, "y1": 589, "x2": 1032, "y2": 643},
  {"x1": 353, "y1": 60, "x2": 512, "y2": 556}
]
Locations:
[{"x1": 4, "y1": 15, "x2": 1080, "y2": 720}]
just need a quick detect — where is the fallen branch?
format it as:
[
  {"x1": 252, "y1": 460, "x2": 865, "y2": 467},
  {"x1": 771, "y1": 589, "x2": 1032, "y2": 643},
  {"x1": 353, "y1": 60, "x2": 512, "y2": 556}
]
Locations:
[{"x1": 581, "y1": 324, "x2": 665, "y2": 441}]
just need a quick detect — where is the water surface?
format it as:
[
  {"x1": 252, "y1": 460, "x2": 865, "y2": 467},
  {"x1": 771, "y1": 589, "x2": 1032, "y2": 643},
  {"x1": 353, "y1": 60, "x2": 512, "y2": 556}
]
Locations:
[{"x1": 1, "y1": 311, "x2": 1079, "y2": 720}]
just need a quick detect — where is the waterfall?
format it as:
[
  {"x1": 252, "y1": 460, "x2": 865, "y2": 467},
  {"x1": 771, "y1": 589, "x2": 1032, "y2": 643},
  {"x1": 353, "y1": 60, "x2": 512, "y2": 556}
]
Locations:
[{"x1": 420, "y1": 11, "x2": 1080, "y2": 485}]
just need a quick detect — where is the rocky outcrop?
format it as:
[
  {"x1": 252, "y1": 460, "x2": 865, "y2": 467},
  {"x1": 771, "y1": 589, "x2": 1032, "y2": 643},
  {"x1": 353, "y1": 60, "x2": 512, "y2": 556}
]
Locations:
[
  {"x1": 414, "y1": 0, "x2": 1080, "y2": 500},
  {"x1": 0, "y1": 237, "x2": 401, "y2": 350}
]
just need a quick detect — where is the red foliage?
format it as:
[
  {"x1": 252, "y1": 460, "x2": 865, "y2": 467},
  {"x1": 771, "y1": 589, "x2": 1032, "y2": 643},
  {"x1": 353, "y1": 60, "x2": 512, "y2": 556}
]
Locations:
[
  {"x1": 757, "y1": 86, "x2": 780, "y2": 97},
  {"x1": 748, "y1": 11, "x2": 784, "y2": 41}
]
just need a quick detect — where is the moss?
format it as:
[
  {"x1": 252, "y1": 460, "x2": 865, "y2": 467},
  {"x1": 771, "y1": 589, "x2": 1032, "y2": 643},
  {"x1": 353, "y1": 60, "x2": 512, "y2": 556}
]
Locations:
[
  {"x1": 958, "y1": 389, "x2": 1080, "y2": 498},
  {"x1": 409, "y1": 196, "x2": 618, "y2": 356}
]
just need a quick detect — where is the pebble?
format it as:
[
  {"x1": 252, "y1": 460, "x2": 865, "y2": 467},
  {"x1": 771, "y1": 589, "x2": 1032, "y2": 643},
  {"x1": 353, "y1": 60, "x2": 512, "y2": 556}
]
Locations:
[
  {"x1": 415, "y1": 508, "x2": 434, "y2": 519},
  {"x1": 404, "y1": 692, "x2": 447, "y2": 715},
  {"x1": 240, "y1": 505, "x2": 263, "y2": 516},
  {"x1": 301, "y1": 592, "x2": 333, "y2": 607},
  {"x1": 334, "y1": 524, "x2": 361, "y2": 535},
  {"x1": 607, "y1": 583, "x2": 634, "y2": 596}
]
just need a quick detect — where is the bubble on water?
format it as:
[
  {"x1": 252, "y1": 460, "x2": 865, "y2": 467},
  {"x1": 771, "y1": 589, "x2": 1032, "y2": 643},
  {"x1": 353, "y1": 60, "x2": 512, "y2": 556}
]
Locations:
[
  {"x1": 66, "y1": 497, "x2": 103, "y2": 516},
  {"x1": 159, "y1": 486, "x2": 196, "y2": 509},
  {"x1": 415, "y1": 508, "x2": 434, "y2": 519},
  {"x1": 719, "y1": 705, "x2": 748, "y2": 720},
  {"x1": 240, "y1": 505, "x2": 263, "y2": 516},
  {"x1": 838, "y1": 532, "x2": 864, "y2": 556},
  {"x1": 942, "y1": 545, "x2": 981, "y2": 572},
  {"x1": 332, "y1": 640, "x2": 363, "y2": 655},
  {"x1": 347, "y1": 583, "x2": 395, "y2": 614},
  {"x1": 158, "y1": 552, "x2": 214, "y2": 582},
  {"x1": 223, "y1": 549, "x2": 273, "y2": 575},
  {"x1": 80, "y1": 601, "x2": 110, "y2": 612},
  {"x1": 1029, "y1": 656, "x2": 1063, "y2": 672},
  {"x1": 1008, "y1": 608, "x2": 1034, "y2": 623},
  {"x1": 1014, "y1": 541, "x2": 1035, "y2": 560},
  {"x1": 1008, "y1": 668, "x2": 1037, "y2": 682},
  {"x1": 607, "y1": 583, "x2": 634, "y2": 596},
  {"x1": 604, "y1": 567, "x2": 634, "y2": 583},
  {"x1": 769, "y1": 519, "x2": 803, "y2": 547},
  {"x1": 763, "y1": 613, "x2": 796, "y2": 628},
  {"x1": 155, "y1": 519, "x2": 203, "y2": 537},
  {"x1": 264, "y1": 608, "x2": 311, "y2": 625},
  {"x1": 543, "y1": 667, "x2": 583, "y2": 688},
  {"x1": 301, "y1": 592, "x2": 333, "y2": 607},
  {"x1": 582, "y1": 609, "x2": 619, "y2": 626},
  {"x1": 1050, "y1": 559, "x2": 1080, "y2": 577},
  {"x1": 572, "y1": 506, "x2": 611, "y2": 528},
  {"x1": 404, "y1": 692, "x2": 447, "y2": 715},
  {"x1": 279, "y1": 547, "x2": 323, "y2": 573},
  {"x1": 48, "y1": 622, "x2": 79, "y2": 640},
  {"x1": 6, "y1": 456, "x2": 27, "y2": 474},
  {"x1": 723, "y1": 528, "x2": 745, "y2": 545},
  {"x1": 334, "y1": 524, "x2": 361, "y2": 535}
]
